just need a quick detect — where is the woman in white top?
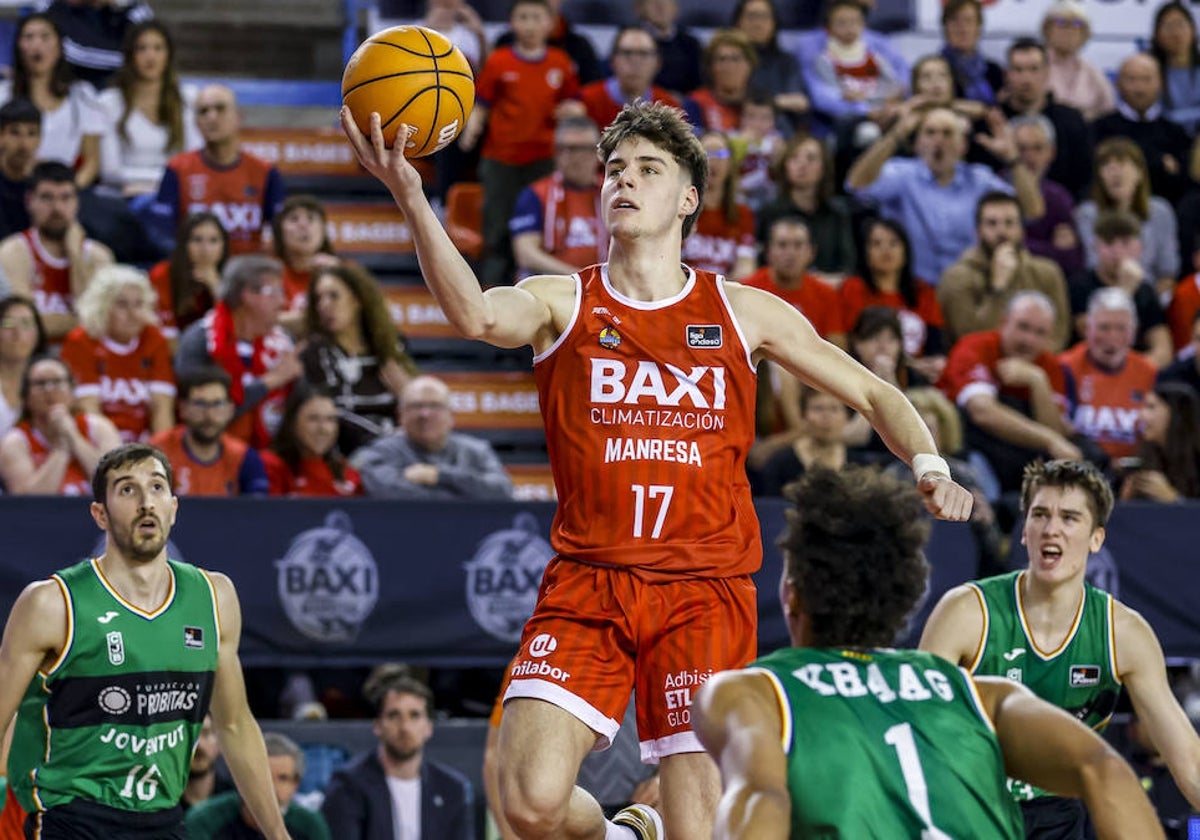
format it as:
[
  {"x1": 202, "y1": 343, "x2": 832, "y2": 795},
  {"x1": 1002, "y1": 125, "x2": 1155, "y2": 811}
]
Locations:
[
  {"x1": 0, "y1": 14, "x2": 105, "y2": 188},
  {"x1": 0, "y1": 296, "x2": 47, "y2": 439},
  {"x1": 98, "y1": 20, "x2": 199, "y2": 198}
]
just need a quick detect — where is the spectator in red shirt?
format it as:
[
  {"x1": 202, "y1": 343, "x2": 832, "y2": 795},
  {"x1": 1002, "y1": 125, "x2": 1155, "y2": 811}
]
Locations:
[
  {"x1": 510, "y1": 116, "x2": 603, "y2": 280},
  {"x1": 938, "y1": 289, "x2": 1080, "y2": 496},
  {"x1": 1059, "y1": 286, "x2": 1157, "y2": 460},
  {"x1": 840, "y1": 217, "x2": 945, "y2": 377},
  {"x1": 688, "y1": 28, "x2": 756, "y2": 133},
  {"x1": 0, "y1": 355, "x2": 120, "y2": 494},
  {"x1": 149, "y1": 366, "x2": 268, "y2": 496},
  {"x1": 683, "y1": 130, "x2": 756, "y2": 280},
  {"x1": 61, "y1": 264, "x2": 175, "y2": 443},
  {"x1": 459, "y1": 0, "x2": 583, "y2": 287},
  {"x1": 271, "y1": 194, "x2": 338, "y2": 336},
  {"x1": 742, "y1": 215, "x2": 845, "y2": 345},
  {"x1": 148, "y1": 211, "x2": 227, "y2": 342},
  {"x1": 1167, "y1": 266, "x2": 1200, "y2": 354},
  {"x1": 579, "y1": 27, "x2": 680, "y2": 134},
  {"x1": 263, "y1": 384, "x2": 362, "y2": 497}
]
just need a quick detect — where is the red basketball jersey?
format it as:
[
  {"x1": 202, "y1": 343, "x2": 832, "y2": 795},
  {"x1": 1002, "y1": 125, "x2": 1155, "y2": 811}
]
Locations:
[
  {"x1": 60, "y1": 324, "x2": 175, "y2": 443},
  {"x1": 21, "y1": 229, "x2": 75, "y2": 317},
  {"x1": 16, "y1": 414, "x2": 97, "y2": 495},
  {"x1": 1059, "y1": 342, "x2": 1156, "y2": 459},
  {"x1": 534, "y1": 264, "x2": 761, "y2": 578},
  {"x1": 166, "y1": 150, "x2": 276, "y2": 254},
  {"x1": 150, "y1": 426, "x2": 248, "y2": 497}
]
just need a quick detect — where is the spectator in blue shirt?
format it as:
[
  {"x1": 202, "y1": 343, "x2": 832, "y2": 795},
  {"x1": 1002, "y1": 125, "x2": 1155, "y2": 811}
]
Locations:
[{"x1": 846, "y1": 104, "x2": 1044, "y2": 283}]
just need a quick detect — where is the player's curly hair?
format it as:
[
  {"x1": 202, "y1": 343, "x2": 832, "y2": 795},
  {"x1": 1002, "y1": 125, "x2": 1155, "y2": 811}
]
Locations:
[
  {"x1": 1020, "y1": 459, "x2": 1114, "y2": 528},
  {"x1": 597, "y1": 100, "x2": 708, "y2": 239},
  {"x1": 781, "y1": 466, "x2": 931, "y2": 648}
]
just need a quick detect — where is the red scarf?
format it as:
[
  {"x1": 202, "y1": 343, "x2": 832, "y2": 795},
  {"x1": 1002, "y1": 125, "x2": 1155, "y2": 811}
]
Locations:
[{"x1": 204, "y1": 302, "x2": 277, "y2": 446}]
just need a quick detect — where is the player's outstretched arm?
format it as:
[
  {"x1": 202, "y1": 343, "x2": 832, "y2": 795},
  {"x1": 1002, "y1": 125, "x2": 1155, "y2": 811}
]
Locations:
[
  {"x1": 693, "y1": 671, "x2": 790, "y2": 840},
  {"x1": 918, "y1": 585, "x2": 986, "y2": 669},
  {"x1": 727, "y1": 283, "x2": 972, "y2": 521},
  {"x1": 0, "y1": 581, "x2": 67, "y2": 745},
  {"x1": 206, "y1": 572, "x2": 292, "y2": 840},
  {"x1": 1115, "y1": 604, "x2": 1200, "y2": 809},
  {"x1": 976, "y1": 677, "x2": 1164, "y2": 840},
  {"x1": 339, "y1": 108, "x2": 556, "y2": 349}
]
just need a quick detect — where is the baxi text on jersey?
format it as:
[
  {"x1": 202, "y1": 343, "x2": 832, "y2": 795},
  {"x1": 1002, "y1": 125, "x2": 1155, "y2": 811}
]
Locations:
[
  {"x1": 99, "y1": 723, "x2": 186, "y2": 757},
  {"x1": 590, "y1": 359, "x2": 726, "y2": 409},
  {"x1": 604, "y1": 437, "x2": 702, "y2": 466}
]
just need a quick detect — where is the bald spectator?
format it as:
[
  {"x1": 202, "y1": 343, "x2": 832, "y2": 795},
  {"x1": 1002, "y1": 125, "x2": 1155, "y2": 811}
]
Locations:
[
  {"x1": 1000, "y1": 37, "x2": 1093, "y2": 200},
  {"x1": 151, "y1": 85, "x2": 286, "y2": 255},
  {"x1": 350, "y1": 375, "x2": 514, "y2": 500},
  {"x1": 938, "y1": 290, "x2": 1080, "y2": 496},
  {"x1": 939, "y1": 191, "x2": 1071, "y2": 350},
  {"x1": 1059, "y1": 286, "x2": 1157, "y2": 461},
  {"x1": 578, "y1": 27, "x2": 680, "y2": 132},
  {"x1": 1092, "y1": 53, "x2": 1192, "y2": 205},
  {"x1": 847, "y1": 105, "x2": 1043, "y2": 284},
  {"x1": 510, "y1": 116, "x2": 603, "y2": 279},
  {"x1": 1010, "y1": 114, "x2": 1084, "y2": 276}
]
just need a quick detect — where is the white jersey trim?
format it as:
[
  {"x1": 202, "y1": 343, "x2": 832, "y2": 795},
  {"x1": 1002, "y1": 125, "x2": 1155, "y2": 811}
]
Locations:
[
  {"x1": 600, "y1": 262, "x2": 696, "y2": 310},
  {"x1": 532, "y1": 272, "x2": 583, "y2": 365},
  {"x1": 504, "y1": 677, "x2": 621, "y2": 749},
  {"x1": 639, "y1": 730, "x2": 703, "y2": 764},
  {"x1": 714, "y1": 277, "x2": 758, "y2": 374}
]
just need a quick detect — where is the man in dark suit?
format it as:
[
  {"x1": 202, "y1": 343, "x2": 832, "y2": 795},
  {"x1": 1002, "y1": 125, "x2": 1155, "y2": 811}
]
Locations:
[{"x1": 321, "y1": 675, "x2": 473, "y2": 840}]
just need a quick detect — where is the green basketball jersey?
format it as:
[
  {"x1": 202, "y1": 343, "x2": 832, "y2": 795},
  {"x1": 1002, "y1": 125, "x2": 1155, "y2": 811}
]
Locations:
[
  {"x1": 8, "y1": 558, "x2": 220, "y2": 814},
  {"x1": 751, "y1": 647, "x2": 1024, "y2": 839},
  {"x1": 968, "y1": 570, "x2": 1122, "y2": 801}
]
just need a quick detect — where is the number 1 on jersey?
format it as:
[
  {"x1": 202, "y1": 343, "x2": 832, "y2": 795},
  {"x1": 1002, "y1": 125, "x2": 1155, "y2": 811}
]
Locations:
[
  {"x1": 884, "y1": 723, "x2": 953, "y2": 840},
  {"x1": 631, "y1": 484, "x2": 674, "y2": 539}
]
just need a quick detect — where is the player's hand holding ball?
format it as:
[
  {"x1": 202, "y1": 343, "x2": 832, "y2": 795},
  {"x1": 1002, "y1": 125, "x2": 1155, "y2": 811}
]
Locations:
[{"x1": 340, "y1": 25, "x2": 474, "y2": 194}]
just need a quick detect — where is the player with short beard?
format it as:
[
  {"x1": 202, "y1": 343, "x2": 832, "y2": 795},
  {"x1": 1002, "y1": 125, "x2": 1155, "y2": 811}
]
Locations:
[{"x1": 0, "y1": 442, "x2": 290, "y2": 839}]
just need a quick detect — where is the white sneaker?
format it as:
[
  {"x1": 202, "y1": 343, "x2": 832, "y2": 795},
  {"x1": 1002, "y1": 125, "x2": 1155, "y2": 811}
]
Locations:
[{"x1": 612, "y1": 804, "x2": 663, "y2": 840}]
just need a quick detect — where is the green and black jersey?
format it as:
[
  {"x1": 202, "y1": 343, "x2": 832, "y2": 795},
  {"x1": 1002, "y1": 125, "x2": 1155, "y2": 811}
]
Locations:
[
  {"x1": 752, "y1": 647, "x2": 1025, "y2": 839},
  {"x1": 8, "y1": 558, "x2": 219, "y2": 814},
  {"x1": 967, "y1": 570, "x2": 1122, "y2": 801}
]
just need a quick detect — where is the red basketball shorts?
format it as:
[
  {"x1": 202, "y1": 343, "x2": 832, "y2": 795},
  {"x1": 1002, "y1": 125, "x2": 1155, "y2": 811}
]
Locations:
[{"x1": 502, "y1": 556, "x2": 757, "y2": 762}]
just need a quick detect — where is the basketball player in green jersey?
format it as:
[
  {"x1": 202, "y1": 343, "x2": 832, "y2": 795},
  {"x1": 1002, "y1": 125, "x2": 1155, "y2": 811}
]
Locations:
[
  {"x1": 921, "y1": 459, "x2": 1200, "y2": 839},
  {"x1": 0, "y1": 443, "x2": 290, "y2": 840},
  {"x1": 694, "y1": 467, "x2": 1161, "y2": 840}
]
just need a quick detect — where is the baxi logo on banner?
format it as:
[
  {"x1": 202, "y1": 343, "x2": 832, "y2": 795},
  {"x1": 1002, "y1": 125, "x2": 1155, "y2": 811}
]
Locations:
[
  {"x1": 275, "y1": 511, "x2": 379, "y2": 644},
  {"x1": 464, "y1": 512, "x2": 553, "y2": 642}
]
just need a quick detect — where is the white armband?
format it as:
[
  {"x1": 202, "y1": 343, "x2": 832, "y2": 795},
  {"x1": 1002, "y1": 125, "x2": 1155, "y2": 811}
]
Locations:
[{"x1": 912, "y1": 453, "x2": 951, "y2": 481}]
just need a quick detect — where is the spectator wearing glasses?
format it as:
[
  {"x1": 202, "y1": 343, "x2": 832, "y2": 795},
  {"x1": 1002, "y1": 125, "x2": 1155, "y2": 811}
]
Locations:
[
  {"x1": 0, "y1": 355, "x2": 120, "y2": 495},
  {"x1": 0, "y1": 296, "x2": 47, "y2": 439},
  {"x1": 689, "y1": 28, "x2": 757, "y2": 133},
  {"x1": 1042, "y1": 1, "x2": 1114, "y2": 121},
  {"x1": 149, "y1": 366, "x2": 269, "y2": 496},
  {"x1": 579, "y1": 27, "x2": 680, "y2": 134},
  {"x1": 186, "y1": 732, "x2": 331, "y2": 840},
  {"x1": 682, "y1": 130, "x2": 756, "y2": 280},
  {"x1": 350, "y1": 375, "x2": 513, "y2": 501},
  {"x1": 510, "y1": 116, "x2": 603, "y2": 280},
  {"x1": 174, "y1": 254, "x2": 301, "y2": 448}
]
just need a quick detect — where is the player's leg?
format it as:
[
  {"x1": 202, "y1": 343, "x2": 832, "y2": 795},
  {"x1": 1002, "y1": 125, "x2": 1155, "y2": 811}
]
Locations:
[
  {"x1": 633, "y1": 574, "x2": 758, "y2": 838},
  {"x1": 659, "y1": 751, "x2": 721, "y2": 838},
  {"x1": 498, "y1": 698, "x2": 607, "y2": 839},
  {"x1": 498, "y1": 559, "x2": 638, "y2": 839}
]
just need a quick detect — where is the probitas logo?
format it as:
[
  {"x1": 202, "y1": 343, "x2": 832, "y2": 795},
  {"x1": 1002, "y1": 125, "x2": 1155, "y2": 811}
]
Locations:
[
  {"x1": 276, "y1": 511, "x2": 379, "y2": 644},
  {"x1": 464, "y1": 513, "x2": 553, "y2": 642}
]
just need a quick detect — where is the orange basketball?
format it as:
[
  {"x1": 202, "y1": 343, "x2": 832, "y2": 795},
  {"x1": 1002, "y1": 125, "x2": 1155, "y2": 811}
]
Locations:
[{"x1": 342, "y1": 25, "x2": 475, "y2": 157}]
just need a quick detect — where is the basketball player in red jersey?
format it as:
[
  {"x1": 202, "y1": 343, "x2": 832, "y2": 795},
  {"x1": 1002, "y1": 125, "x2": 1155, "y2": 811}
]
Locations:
[{"x1": 342, "y1": 101, "x2": 973, "y2": 840}]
